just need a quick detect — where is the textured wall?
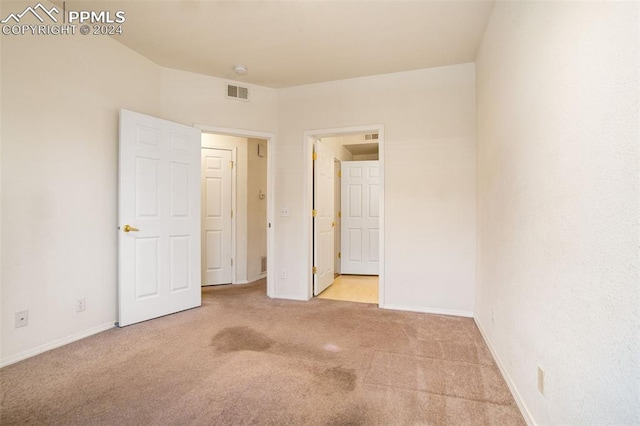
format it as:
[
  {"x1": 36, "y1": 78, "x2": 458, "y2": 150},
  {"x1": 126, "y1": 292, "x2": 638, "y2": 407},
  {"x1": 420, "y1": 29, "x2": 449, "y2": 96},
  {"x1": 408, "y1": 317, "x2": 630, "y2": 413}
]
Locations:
[
  {"x1": 1, "y1": 3, "x2": 279, "y2": 366},
  {"x1": 1, "y1": 28, "x2": 161, "y2": 364},
  {"x1": 276, "y1": 64, "x2": 477, "y2": 314},
  {"x1": 475, "y1": 2, "x2": 639, "y2": 424}
]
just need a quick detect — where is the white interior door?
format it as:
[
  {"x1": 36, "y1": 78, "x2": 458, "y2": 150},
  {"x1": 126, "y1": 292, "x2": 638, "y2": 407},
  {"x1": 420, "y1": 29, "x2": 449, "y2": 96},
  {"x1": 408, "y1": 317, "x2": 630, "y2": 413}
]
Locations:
[
  {"x1": 334, "y1": 160, "x2": 341, "y2": 275},
  {"x1": 341, "y1": 161, "x2": 379, "y2": 275},
  {"x1": 202, "y1": 148, "x2": 232, "y2": 285},
  {"x1": 313, "y1": 140, "x2": 335, "y2": 295},
  {"x1": 118, "y1": 109, "x2": 201, "y2": 327}
]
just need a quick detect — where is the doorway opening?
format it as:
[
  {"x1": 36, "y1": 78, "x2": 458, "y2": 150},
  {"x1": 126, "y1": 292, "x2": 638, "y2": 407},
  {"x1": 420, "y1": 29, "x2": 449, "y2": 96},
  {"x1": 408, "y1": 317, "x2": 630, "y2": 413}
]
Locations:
[
  {"x1": 304, "y1": 125, "x2": 385, "y2": 306},
  {"x1": 198, "y1": 126, "x2": 276, "y2": 297}
]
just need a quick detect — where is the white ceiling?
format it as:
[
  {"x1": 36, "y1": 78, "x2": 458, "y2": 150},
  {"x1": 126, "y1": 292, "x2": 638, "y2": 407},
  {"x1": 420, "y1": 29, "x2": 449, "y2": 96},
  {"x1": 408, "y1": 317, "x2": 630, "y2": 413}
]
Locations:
[{"x1": 90, "y1": 0, "x2": 495, "y2": 88}]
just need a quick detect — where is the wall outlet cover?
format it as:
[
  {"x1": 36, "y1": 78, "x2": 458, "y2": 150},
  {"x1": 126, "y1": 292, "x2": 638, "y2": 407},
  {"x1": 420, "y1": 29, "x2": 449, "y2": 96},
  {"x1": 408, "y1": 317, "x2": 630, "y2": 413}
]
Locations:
[{"x1": 537, "y1": 366, "x2": 545, "y2": 395}]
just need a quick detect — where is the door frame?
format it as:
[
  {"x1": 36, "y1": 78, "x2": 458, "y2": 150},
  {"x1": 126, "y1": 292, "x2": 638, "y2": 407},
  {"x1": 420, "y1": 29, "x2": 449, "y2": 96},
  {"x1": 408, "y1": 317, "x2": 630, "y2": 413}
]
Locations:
[
  {"x1": 303, "y1": 124, "x2": 385, "y2": 306},
  {"x1": 196, "y1": 124, "x2": 276, "y2": 298}
]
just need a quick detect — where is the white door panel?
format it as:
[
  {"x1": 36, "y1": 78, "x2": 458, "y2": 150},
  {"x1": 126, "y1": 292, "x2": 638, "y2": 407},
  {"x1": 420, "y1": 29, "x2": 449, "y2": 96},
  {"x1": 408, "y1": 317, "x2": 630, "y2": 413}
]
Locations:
[
  {"x1": 334, "y1": 160, "x2": 341, "y2": 275},
  {"x1": 313, "y1": 141, "x2": 335, "y2": 295},
  {"x1": 341, "y1": 161, "x2": 379, "y2": 275},
  {"x1": 118, "y1": 110, "x2": 201, "y2": 327},
  {"x1": 202, "y1": 148, "x2": 232, "y2": 285}
]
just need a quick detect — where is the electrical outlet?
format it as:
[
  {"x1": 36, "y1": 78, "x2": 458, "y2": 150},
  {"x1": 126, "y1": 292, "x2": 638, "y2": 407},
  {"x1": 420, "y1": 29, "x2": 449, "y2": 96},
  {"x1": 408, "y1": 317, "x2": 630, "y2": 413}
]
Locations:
[
  {"x1": 537, "y1": 366, "x2": 545, "y2": 395},
  {"x1": 280, "y1": 208, "x2": 289, "y2": 217},
  {"x1": 76, "y1": 298, "x2": 86, "y2": 313},
  {"x1": 15, "y1": 310, "x2": 28, "y2": 328},
  {"x1": 281, "y1": 270, "x2": 287, "y2": 279}
]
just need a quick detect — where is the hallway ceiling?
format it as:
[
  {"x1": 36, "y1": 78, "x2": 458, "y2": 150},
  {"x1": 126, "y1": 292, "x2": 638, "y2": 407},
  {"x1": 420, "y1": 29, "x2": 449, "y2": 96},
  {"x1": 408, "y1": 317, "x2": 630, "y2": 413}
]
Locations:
[{"x1": 86, "y1": 0, "x2": 495, "y2": 88}]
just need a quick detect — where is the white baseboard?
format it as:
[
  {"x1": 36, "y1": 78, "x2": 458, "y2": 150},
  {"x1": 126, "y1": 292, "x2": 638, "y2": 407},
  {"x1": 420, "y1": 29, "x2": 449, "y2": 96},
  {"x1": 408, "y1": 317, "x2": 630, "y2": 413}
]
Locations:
[
  {"x1": 271, "y1": 293, "x2": 310, "y2": 301},
  {"x1": 382, "y1": 303, "x2": 473, "y2": 318},
  {"x1": 0, "y1": 321, "x2": 115, "y2": 368},
  {"x1": 245, "y1": 273, "x2": 267, "y2": 284},
  {"x1": 474, "y1": 318, "x2": 535, "y2": 426},
  {"x1": 253, "y1": 273, "x2": 267, "y2": 282}
]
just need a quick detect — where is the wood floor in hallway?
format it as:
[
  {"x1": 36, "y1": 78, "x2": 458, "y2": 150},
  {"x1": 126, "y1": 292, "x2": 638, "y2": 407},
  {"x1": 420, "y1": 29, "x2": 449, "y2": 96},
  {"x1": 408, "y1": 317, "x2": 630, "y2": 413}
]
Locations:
[{"x1": 317, "y1": 274, "x2": 379, "y2": 304}]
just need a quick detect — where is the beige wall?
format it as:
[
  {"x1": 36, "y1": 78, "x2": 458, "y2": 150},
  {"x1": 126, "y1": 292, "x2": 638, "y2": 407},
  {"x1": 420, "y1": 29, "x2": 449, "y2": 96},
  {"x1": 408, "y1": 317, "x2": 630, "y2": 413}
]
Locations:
[
  {"x1": 276, "y1": 64, "x2": 477, "y2": 314},
  {"x1": 352, "y1": 153, "x2": 378, "y2": 161},
  {"x1": 247, "y1": 138, "x2": 268, "y2": 282},
  {"x1": 320, "y1": 134, "x2": 380, "y2": 161},
  {"x1": 0, "y1": 6, "x2": 4, "y2": 359},
  {"x1": 319, "y1": 136, "x2": 354, "y2": 162},
  {"x1": 1, "y1": 11, "x2": 279, "y2": 365},
  {"x1": 475, "y1": 1, "x2": 639, "y2": 424},
  {"x1": 160, "y1": 68, "x2": 278, "y2": 133},
  {"x1": 1, "y1": 30, "x2": 161, "y2": 363}
]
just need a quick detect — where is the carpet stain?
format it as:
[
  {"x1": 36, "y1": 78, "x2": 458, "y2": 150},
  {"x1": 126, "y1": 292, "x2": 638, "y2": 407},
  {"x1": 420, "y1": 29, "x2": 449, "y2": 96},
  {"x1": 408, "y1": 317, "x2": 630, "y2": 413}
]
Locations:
[
  {"x1": 212, "y1": 326, "x2": 274, "y2": 353},
  {"x1": 316, "y1": 366, "x2": 357, "y2": 392}
]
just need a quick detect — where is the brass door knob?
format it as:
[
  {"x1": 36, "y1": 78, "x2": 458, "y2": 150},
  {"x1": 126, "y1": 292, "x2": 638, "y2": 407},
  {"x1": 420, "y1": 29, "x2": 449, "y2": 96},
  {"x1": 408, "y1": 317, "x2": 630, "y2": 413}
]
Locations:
[{"x1": 123, "y1": 225, "x2": 139, "y2": 233}]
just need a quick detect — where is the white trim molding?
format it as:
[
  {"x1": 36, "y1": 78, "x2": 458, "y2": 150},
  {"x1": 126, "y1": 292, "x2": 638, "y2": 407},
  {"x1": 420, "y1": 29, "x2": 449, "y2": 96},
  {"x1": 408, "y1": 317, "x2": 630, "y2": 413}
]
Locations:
[
  {"x1": 383, "y1": 304, "x2": 473, "y2": 318},
  {"x1": 0, "y1": 322, "x2": 114, "y2": 368},
  {"x1": 474, "y1": 318, "x2": 535, "y2": 425},
  {"x1": 303, "y1": 124, "x2": 385, "y2": 304},
  {"x1": 195, "y1": 124, "x2": 276, "y2": 299}
]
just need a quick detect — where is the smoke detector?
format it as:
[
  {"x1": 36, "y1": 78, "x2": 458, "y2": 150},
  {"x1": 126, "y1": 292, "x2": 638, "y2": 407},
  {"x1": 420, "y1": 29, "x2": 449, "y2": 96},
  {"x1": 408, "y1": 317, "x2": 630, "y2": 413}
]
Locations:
[{"x1": 233, "y1": 64, "x2": 247, "y2": 75}]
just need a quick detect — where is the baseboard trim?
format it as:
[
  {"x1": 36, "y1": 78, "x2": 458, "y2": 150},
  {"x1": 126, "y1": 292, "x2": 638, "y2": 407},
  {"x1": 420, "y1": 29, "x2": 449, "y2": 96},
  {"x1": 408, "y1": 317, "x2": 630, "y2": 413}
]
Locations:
[
  {"x1": 382, "y1": 303, "x2": 473, "y2": 318},
  {"x1": 0, "y1": 322, "x2": 115, "y2": 369},
  {"x1": 271, "y1": 293, "x2": 310, "y2": 301},
  {"x1": 474, "y1": 318, "x2": 535, "y2": 426},
  {"x1": 246, "y1": 273, "x2": 267, "y2": 284}
]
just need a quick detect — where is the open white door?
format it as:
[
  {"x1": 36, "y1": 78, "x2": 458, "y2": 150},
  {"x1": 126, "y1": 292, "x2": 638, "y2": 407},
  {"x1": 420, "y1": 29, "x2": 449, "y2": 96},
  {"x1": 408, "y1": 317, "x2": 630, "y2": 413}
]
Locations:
[
  {"x1": 341, "y1": 161, "x2": 379, "y2": 275},
  {"x1": 334, "y1": 160, "x2": 342, "y2": 275},
  {"x1": 201, "y1": 148, "x2": 233, "y2": 285},
  {"x1": 313, "y1": 140, "x2": 335, "y2": 295},
  {"x1": 118, "y1": 110, "x2": 201, "y2": 327}
]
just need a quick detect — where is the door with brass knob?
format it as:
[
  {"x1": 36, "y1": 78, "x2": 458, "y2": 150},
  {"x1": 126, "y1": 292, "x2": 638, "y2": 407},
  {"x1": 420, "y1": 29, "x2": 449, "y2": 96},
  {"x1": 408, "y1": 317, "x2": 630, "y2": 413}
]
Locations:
[
  {"x1": 123, "y1": 224, "x2": 139, "y2": 233},
  {"x1": 118, "y1": 109, "x2": 201, "y2": 327}
]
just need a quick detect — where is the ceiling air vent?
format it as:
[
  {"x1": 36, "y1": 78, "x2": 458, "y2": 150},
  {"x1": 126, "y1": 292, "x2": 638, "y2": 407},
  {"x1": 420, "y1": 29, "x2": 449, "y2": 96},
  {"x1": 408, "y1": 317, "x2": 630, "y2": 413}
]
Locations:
[
  {"x1": 227, "y1": 84, "x2": 249, "y2": 101},
  {"x1": 364, "y1": 133, "x2": 379, "y2": 140}
]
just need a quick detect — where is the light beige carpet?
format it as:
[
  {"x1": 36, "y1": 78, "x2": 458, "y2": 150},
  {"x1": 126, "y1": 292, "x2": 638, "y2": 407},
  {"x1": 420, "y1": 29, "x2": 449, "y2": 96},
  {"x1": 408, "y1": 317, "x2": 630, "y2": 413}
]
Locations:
[{"x1": 0, "y1": 280, "x2": 524, "y2": 425}]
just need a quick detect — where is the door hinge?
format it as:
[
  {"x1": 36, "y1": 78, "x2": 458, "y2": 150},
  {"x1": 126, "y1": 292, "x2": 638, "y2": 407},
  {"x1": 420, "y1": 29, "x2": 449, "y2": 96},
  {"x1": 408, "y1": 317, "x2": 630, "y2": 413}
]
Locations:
[
  {"x1": 338, "y1": 170, "x2": 342, "y2": 177},
  {"x1": 338, "y1": 252, "x2": 341, "y2": 258},
  {"x1": 312, "y1": 152, "x2": 318, "y2": 161},
  {"x1": 338, "y1": 211, "x2": 341, "y2": 218},
  {"x1": 231, "y1": 258, "x2": 234, "y2": 266},
  {"x1": 230, "y1": 161, "x2": 234, "y2": 169},
  {"x1": 312, "y1": 266, "x2": 317, "y2": 275},
  {"x1": 312, "y1": 209, "x2": 318, "y2": 217},
  {"x1": 231, "y1": 210, "x2": 233, "y2": 218}
]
